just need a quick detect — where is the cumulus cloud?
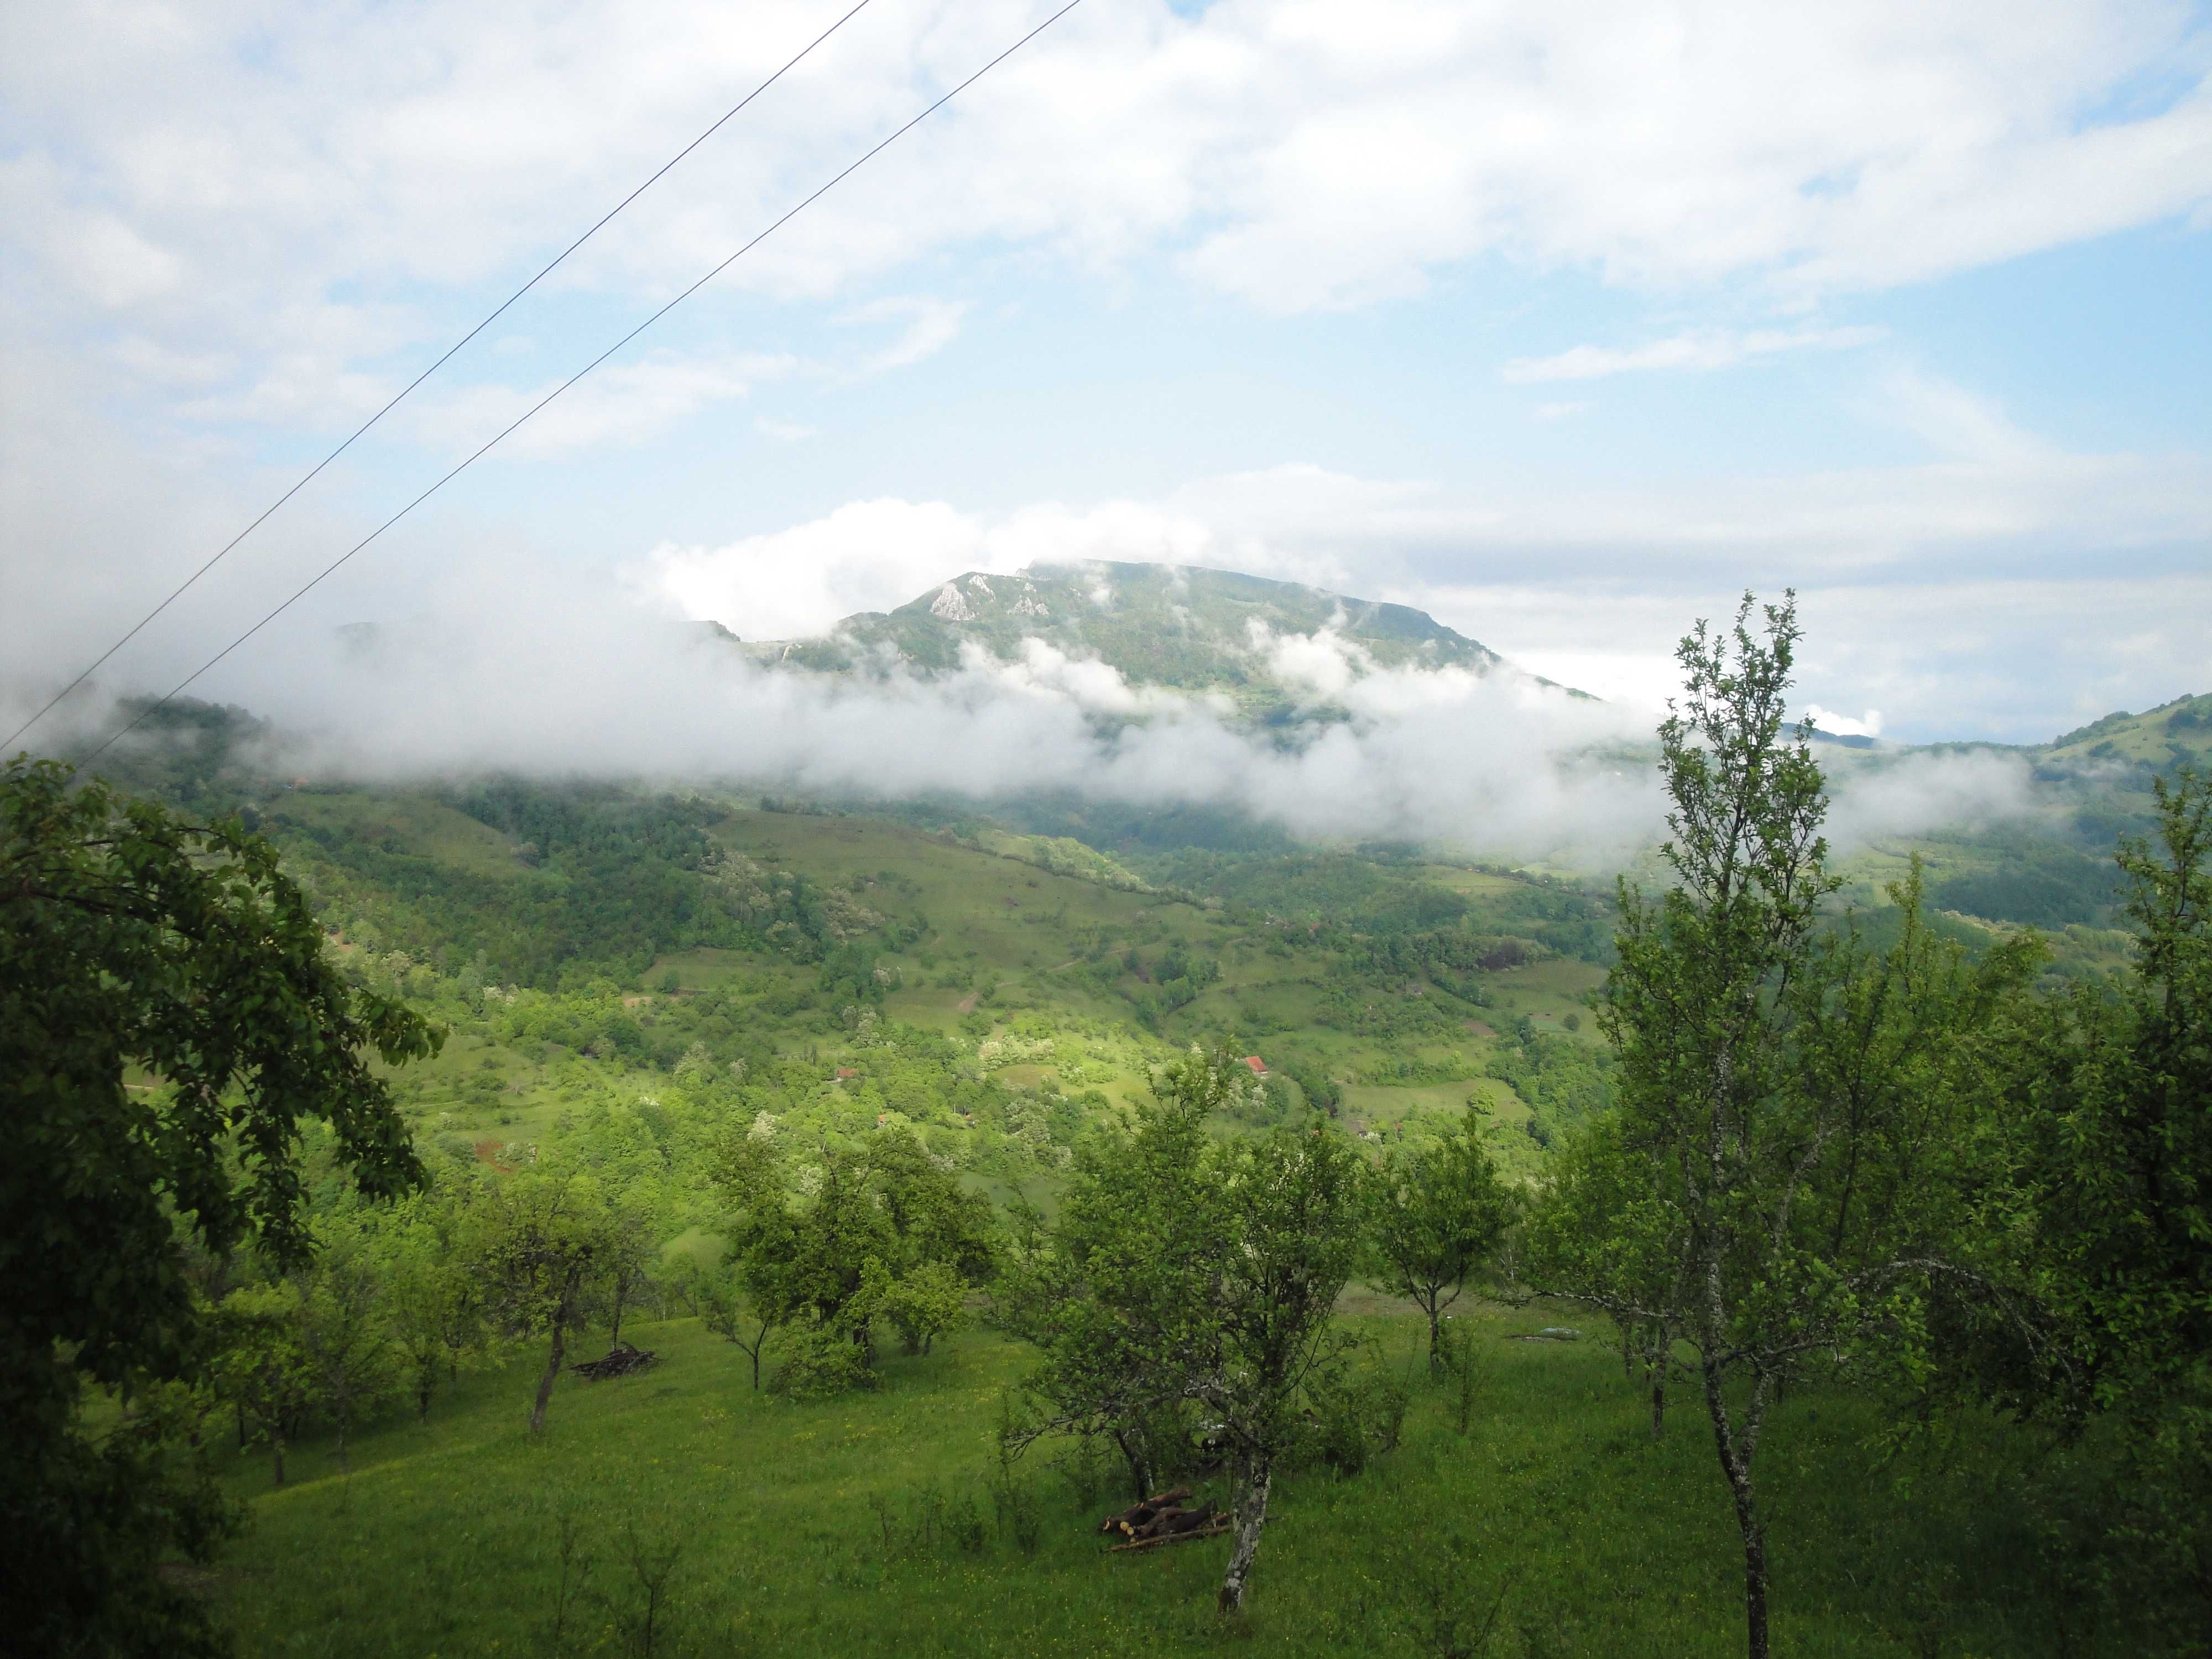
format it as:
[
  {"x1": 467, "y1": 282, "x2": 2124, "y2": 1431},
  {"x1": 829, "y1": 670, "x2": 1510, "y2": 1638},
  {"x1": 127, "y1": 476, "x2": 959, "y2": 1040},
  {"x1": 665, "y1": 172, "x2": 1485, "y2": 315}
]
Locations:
[
  {"x1": 1805, "y1": 705, "x2": 1883, "y2": 739},
  {"x1": 638, "y1": 498, "x2": 988, "y2": 642},
  {"x1": 7, "y1": 0, "x2": 2208, "y2": 435}
]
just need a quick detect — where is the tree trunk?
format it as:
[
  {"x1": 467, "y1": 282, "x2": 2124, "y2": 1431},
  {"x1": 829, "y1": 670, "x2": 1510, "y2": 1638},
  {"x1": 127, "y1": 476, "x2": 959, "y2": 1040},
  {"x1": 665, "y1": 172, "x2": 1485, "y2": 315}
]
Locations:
[
  {"x1": 1110, "y1": 1425, "x2": 1152, "y2": 1500},
  {"x1": 270, "y1": 1431, "x2": 286, "y2": 1489},
  {"x1": 1702, "y1": 1360, "x2": 1768, "y2": 1659},
  {"x1": 610, "y1": 1277, "x2": 627, "y2": 1348},
  {"x1": 1426, "y1": 1304, "x2": 1443, "y2": 1368},
  {"x1": 1649, "y1": 1359, "x2": 1667, "y2": 1439},
  {"x1": 417, "y1": 1363, "x2": 434, "y2": 1422},
  {"x1": 1217, "y1": 1451, "x2": 1274, "y2": 1613},
  {"x1": 531, "y1": 1317, "x2": 569, "y2": 1435}
]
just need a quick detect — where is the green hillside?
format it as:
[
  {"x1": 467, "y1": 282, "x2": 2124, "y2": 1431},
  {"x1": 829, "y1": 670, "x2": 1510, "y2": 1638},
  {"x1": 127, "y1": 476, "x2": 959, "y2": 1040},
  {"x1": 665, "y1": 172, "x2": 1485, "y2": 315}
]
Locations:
[
  {"x1": 2040, "y1": 690, "x2": 2212, "y2": 769},
  {"x1": 251, "y1": 777, "x2": 1614, "y2": 1193}
]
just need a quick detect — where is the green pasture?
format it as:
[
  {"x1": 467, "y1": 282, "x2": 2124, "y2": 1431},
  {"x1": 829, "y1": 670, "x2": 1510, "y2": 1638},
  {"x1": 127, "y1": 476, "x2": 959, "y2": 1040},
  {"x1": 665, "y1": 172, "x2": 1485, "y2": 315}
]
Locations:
[{"x1": 205, "y1": 1302, "x2": 2127, "y2": 1658}]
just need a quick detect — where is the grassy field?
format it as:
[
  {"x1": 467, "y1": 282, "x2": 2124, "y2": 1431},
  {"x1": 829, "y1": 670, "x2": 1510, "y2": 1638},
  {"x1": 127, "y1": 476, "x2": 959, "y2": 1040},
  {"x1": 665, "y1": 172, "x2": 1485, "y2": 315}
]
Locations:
[{"x1": 202, "y1": 1300, "x2": 2119, "y2": 1658}]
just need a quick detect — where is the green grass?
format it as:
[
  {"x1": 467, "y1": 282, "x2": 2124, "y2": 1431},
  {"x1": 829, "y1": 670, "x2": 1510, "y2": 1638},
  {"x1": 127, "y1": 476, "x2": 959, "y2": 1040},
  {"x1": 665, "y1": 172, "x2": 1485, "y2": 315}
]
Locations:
[{"x1": 204, "y1": 1303, "x2": 2119, "y2": 1658}]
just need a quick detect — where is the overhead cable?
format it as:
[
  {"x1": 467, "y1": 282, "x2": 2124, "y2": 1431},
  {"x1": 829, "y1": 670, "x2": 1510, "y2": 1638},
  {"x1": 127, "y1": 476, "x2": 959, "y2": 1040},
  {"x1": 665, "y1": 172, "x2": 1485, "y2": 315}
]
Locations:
[
  {"x1": 76, "y1": 0, "x2": 1087, "y2": 766},
  {"x1": 5, "y1": 0, "x2": 881, "y2": 754}
]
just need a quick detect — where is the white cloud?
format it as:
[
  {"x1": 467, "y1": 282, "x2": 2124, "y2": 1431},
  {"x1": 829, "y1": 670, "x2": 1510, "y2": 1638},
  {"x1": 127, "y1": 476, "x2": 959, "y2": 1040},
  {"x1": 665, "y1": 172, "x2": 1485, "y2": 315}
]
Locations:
[
  {"x1": 1501, "y1": 325, "x2": 1885, "y2": 384},
  {"x1": 1804, "y1": 705, "x2": 1883, "y2": 738},
  {"x1": 639, "y1": 497, "x2": 990, "y2": 642},
  {"x1": 619, "y1": 370, "x2": 2212, "y2": 745},
  {"x1": 399, "y1": 349, "x2": 795, "y2": 458},
  {"x1": 754, "y1": 416, "x2": 820, "y2": 442},
  {"x1": 834, "y1": 295, "x2": 968, "y2": 377},
  {"x1": 1532, "y1": 401, "x2": 1591, "y2": 421},
  {"x1": 7, "y1": 0, "x2": 2208, "y2": 430},
  {"x1": 17, "y1": 547, "x2": 2030, "y2": 866}
]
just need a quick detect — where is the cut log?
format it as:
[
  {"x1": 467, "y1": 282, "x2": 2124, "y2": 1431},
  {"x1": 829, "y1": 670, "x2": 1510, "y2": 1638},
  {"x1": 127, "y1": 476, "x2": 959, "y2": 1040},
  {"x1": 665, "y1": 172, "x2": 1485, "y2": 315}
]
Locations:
[
  {"x1": 1095, "y1": 1485, "x2": 1192, "y2": 1536},
  {"x1": 1108, "y1": 1514, "x2": 1231, "y2": 1553}
]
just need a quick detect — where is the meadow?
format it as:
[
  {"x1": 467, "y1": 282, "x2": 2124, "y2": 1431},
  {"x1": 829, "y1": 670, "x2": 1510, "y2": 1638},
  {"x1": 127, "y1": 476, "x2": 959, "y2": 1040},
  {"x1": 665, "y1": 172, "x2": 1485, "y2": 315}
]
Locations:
[{"x1": 204, "y1": 1297, "x2": 2124, "y2": 1658}]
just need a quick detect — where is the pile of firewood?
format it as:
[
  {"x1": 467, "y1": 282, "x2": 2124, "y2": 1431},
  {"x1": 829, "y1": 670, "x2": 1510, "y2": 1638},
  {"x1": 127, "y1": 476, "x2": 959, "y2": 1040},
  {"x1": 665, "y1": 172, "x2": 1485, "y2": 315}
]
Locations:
[
  {"x1": 1096, "y1": 1486, "x2": 1230, "y2": 1552},
  {"x1": 571, "y1": 1340, "x2": 658, "y2": 1381}
]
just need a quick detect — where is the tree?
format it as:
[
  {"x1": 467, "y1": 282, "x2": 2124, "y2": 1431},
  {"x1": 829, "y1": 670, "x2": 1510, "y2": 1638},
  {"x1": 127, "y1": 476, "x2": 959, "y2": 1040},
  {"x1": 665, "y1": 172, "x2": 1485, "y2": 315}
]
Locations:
[
  {"x1": 1991, "y1": 769, "x2": 2212, "y2": 1635},
  {"x1": 714, "y1": 1128, "x2": 994, "y2": 1393},
  {"x1": 209, "y1": 1287, "x2": 315, "y2": 1490},
  {"x1": 0, "y1": 757, "x2": 437, "y2": 1654},
  {"x1": 469, "y1": 1174, "x2": 613, "y2": 1433},
  {"x1": 293, "y1": 1231, "x2": 400, "y2": 1472},
  {"x1": 1019, "y1": 1053, "x2": 1227, "y2": 1500},
  {"x1": 667, "y1": 1250, "x2": 779, "y2": 1389},
  {"x1": 381, "y1": 1194, "x2": 489, "y2": 1422},
  {"x1": 1582, "y1": 597, "x2": 2036, "y2": 1658},
  {"x1": 1199, "y1": 1121, "x2": 1366, "y2": 1613},
  {"x1": 1024, "y1": 1051, "x2": 1366, "y2": 1614},
  {"x1": 1369, "y1": 1113, "x2": 1517, "y2": 1366},
  {"x1": 596, "y1": 1194, "x2": 664, "y2": 1349},
  {"x1": 1524, "y1": 1112, "x2": 1687, "y2": 1438}
]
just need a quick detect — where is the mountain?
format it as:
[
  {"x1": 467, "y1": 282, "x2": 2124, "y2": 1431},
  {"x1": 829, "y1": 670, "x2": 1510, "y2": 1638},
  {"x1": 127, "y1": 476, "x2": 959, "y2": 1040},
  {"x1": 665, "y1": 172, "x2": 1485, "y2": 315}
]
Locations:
[{"x1": 747, "y1": 559, "x2": 1576, "y2": 716}]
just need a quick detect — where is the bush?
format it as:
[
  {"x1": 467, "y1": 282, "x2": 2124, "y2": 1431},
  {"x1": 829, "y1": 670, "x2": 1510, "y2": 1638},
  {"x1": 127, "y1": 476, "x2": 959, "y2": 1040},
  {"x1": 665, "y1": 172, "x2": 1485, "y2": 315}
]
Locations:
[
  {"x1": 1299, "y1": 1352, "x2": 1408, "y2": 1478},
  {"x1": 769, "y1": 1327, "x2": 877, "y2": 1400}
]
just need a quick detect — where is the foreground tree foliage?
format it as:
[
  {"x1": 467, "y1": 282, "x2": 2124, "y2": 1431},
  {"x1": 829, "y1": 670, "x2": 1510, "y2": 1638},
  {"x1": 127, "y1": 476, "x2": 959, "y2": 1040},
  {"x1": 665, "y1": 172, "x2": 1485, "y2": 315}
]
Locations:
[
  {"x1": 0, "y1": 756, "x2": 439, "y2": 1655},
  {"x1": 1983, "y1": 768, "x2": 2212, "y2": 1637},
  {"x1": 1531, "y1": 598, "x2": 2040, "y2": 1659}
]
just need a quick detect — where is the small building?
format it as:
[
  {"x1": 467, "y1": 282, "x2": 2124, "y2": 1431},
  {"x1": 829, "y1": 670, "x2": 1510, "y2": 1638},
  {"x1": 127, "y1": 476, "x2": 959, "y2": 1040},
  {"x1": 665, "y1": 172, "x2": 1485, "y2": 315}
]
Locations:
[
  {"x1": 834, "y1": 1067, "x2": 859, "y2": 1082},
  {"x1": 1241, "y1": 1056, "x2": 1268, "y2": 1076}
]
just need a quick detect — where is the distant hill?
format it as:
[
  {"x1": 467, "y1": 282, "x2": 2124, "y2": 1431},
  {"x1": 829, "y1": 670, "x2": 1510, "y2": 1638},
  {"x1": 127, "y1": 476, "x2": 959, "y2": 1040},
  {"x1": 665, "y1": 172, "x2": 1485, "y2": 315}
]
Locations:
[
  {"x1": 746, "y1": 559, "x2": 1581, "y2": 716},
  {"x1": 2038, "y1": 691, "x2": 2212, "y2": 770}
]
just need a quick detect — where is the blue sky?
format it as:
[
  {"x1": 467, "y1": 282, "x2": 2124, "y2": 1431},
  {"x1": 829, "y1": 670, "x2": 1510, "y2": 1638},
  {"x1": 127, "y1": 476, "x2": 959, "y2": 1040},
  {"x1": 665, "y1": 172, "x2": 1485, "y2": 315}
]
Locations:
[{"x1": 4, "y1": 0, "x2": 2210, "y2": 749}]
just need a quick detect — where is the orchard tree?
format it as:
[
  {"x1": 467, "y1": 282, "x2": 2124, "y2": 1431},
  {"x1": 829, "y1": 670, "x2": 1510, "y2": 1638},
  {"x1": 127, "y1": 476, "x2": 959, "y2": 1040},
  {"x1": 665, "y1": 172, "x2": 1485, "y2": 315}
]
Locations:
[
  {"x1": 1019, "y1": 1053, "x2": 1228, "y2": 1499},
  {"x1": 714, "y1": 1128, "x2": 994, "y2": 1392},
  {"x1": 0, "y1": 757, "x2": 438, "y2": 1653},
  {"x1": 470, "y1": 1174, "x2": 614, "y2": 1434},
  {"x1": 1200, "y1": 1118, "x2": 1366, "y2": 1613},
  {"x1": 1022, "y1": 1051, "x2": 1366, "y2": 1614},
  {"x1": 1587, "y1": 597, "x2": 2036, "y2": 1658},
  {"x1": 668, "y1": 1250, "x2": 780, "y2": 1389},
  {"x1": 1369, "y1": 1113, "x2": 1517, "y2": 1367},
  {"x1": 294, "y1": 1230, "x2": 400, "y2": 1472},
  {"x1": 381, "y1": 1194, "x2": 489, "y2": 1422},
  {"x1": 1524, "y1": 1112, "x2": 1687, "y2": 1438},
  {"x1": 209, "y1": 1287, "x2": 315, "y2": 1490}
]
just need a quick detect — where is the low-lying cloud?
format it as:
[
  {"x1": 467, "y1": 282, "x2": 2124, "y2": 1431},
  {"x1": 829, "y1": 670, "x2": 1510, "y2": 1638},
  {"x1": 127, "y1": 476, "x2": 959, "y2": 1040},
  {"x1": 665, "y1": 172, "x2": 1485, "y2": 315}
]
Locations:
[{"x1": 12, "y1": 554, "x2": 2045, "y2": 872}]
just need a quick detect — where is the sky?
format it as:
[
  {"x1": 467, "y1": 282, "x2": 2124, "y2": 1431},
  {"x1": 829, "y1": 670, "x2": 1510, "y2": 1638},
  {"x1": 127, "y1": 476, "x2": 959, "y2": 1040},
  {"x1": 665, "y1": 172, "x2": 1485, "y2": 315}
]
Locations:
[{"x1": 4, "y1": 0, "x2": 2210, "y2": 766}]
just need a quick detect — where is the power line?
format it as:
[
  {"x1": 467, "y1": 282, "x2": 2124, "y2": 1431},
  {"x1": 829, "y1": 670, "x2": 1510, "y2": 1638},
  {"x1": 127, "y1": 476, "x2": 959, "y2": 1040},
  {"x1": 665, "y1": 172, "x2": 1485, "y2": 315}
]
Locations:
[
  {"x1": 5, "y1": 0, "x2": 881, "y2": 755},
  {"x1": 76, "y1": 0, "x2": 1087, "y2": 768}
]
